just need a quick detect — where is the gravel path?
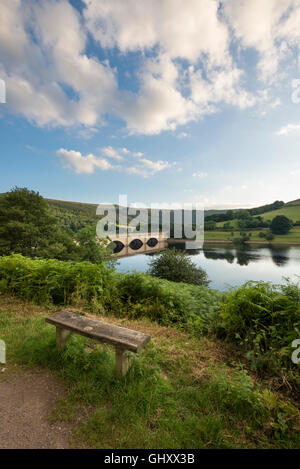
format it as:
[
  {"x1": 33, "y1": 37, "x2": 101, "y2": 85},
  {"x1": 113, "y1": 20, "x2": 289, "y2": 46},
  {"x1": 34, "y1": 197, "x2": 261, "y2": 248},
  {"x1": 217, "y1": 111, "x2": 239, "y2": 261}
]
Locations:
[{"x1": 0, "y1": 371, "x2": 72, "y2": 449}]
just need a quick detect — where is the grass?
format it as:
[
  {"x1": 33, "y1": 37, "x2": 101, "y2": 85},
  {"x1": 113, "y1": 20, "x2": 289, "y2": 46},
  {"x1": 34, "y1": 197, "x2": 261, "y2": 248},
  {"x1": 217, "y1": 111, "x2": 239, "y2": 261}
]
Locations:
[
  {"x1": 204, "y1": 227, "x2": 300, "y2": 243},
  {"x1": 261, "y1": 202, "x2": 300, "y2": 223},
  {"x1": 0, "y1": 294, "x2": 299, "y2": 449}
]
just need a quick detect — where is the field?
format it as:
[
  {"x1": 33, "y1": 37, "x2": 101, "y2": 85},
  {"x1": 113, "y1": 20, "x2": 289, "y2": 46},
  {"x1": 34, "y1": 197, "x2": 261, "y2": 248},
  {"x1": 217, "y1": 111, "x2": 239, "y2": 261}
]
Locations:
[
  {"x1": 260, "y1": 201, "x2": 300, "y2": 223},
  {"x1": 204, "y1": 227, "x2": 300, "y2": 243}
]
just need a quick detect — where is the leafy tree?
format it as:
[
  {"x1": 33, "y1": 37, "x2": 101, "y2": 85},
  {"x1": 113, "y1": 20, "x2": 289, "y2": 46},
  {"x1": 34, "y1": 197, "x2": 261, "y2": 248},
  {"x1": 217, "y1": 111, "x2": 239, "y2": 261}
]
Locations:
[
  {"x1": 270, "y1": 215, "x2": 293, "y2": 235},
  {"x1": 75, "y1": 226, "x2": 113, "y2": 264},
  {"x1": 0, "y1": 187, "x2": 58, "y2": 257},
  {"x1": 204, "y1": 220, "x2": 216, "y2": 231},
  {"x1": 147, "y1": 248, "x2": 209, "y2": 286},
  {"x1": 0, "y1": 187, "x2": 111, "y2": 264},
  {"x1": 234, "y1": 210, "x2": 251, "y2": 220}
]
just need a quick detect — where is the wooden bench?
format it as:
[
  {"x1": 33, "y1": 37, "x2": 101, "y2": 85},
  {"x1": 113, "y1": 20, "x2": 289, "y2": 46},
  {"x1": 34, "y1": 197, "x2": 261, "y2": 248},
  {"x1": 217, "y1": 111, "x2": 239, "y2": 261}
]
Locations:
[{"x1": 46, "y1": 310, "x2": 151, "y2": 378}]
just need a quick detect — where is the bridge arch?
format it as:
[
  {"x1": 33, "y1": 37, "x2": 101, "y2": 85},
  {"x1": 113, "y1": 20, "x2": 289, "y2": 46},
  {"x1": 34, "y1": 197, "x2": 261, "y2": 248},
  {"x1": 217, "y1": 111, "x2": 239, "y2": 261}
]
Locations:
[
  {"x1": 146, "y1": 237, "x2": 158, "y2": 247},
  {"x1": 129, "y1": 239, "x2": 143, "y2": 250},
  {"x1": 111, "y1": 240, "x2": 125, "y2": 253}
]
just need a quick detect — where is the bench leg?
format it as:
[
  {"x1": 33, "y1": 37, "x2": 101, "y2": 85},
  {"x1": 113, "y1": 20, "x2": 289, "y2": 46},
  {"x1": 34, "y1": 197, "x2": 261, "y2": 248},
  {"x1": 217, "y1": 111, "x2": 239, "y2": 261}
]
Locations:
[
  {"x1": 56, "y1": 326, "x2": 72, "y2": 349},
  {"x1": 115, "y1": 348, "x2": 130, "y2": 378}
]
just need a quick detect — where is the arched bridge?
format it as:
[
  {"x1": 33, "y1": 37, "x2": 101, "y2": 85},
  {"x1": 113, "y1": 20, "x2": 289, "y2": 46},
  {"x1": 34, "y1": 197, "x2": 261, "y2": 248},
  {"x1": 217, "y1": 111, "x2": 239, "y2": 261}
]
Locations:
[{"x1": 109, "y1": 232, "x2": 169, "y2": 257}]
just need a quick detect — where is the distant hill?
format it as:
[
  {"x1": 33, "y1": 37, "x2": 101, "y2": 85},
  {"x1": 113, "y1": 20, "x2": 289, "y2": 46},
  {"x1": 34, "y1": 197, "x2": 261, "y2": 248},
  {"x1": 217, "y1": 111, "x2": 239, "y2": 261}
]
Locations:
[
  {"x1": 45, "y1": 198, "x2": 99, "y2": 232},
  {"x1": 1, "y1": 192, "x2": 299, "y2": 231},
  {"x1": 260, "y1": 199, "x2": 300, "y2": 223},
  {"x1": 45, "y1": 197, "x2": 300, "y2": 232}
]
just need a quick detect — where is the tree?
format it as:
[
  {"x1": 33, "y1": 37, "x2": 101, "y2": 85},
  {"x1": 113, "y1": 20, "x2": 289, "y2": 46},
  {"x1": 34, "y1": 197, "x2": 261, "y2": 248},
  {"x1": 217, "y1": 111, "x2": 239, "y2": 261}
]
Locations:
[
  {"x1": 270, "y1": 215, "x2": 293, "y2": 235},
  {"x1": 75, "y1": 226, "x2": 113, "y2": 264},
  {"x1": 147, "y1": 248, "x2": 209, "y2": 286},
  {"x1": 0, "y1": 187, "x2": 57, "y2": 256},
  {"x1": 0, "y1": 187, "x2": 111, "y2": 264}
]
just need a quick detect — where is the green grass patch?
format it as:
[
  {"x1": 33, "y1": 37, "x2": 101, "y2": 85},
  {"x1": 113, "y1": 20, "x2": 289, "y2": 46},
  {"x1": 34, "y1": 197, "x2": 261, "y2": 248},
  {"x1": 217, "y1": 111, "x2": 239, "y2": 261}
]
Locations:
[
  {"x1": 0, "y1": 302, "x2": 299, "y2": 449},
  {"x1": 204, "y1": 228, "x2": 300, "y2": 243}
]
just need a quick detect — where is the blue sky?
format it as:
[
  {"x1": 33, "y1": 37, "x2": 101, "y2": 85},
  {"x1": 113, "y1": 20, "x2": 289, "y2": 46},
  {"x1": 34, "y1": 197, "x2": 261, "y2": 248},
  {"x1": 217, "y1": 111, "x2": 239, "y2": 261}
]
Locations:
[{"x1": 1, "y1": 0, "x2": 300, "y2": 209}]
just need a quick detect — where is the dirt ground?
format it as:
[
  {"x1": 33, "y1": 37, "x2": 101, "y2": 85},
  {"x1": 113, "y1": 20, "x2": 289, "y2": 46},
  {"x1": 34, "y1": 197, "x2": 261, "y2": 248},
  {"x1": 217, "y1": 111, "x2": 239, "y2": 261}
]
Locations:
[{"x1": 0, "y1": 370, "x2": 72, "y2": 449}]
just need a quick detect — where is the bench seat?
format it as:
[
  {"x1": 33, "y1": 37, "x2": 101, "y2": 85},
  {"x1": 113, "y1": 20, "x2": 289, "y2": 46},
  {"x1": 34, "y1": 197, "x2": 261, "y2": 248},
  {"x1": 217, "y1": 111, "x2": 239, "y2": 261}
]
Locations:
[{"x1": 46, "y1": 310, "x2": 151, "y2": 377}]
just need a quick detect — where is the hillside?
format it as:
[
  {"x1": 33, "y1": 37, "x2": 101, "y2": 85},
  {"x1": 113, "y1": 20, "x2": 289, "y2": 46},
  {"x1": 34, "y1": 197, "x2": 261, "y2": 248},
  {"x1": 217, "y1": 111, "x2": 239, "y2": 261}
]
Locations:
[
  {"x1": 46, "y1": 198, "x2": 99, "y2": 232},
  {"x1": 46, "y1": 197, "x2": 299, "y2": 231},
  {"x1": 260, "y1": 199, "x2": 300, "y2": 223}
]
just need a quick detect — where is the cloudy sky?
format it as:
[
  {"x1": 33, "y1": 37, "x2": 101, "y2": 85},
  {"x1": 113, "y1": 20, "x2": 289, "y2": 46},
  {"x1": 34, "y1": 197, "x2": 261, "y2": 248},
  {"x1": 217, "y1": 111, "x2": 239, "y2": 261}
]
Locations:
[{"x1": 1, "y1": 0, "x2": 300, "y2": 208}]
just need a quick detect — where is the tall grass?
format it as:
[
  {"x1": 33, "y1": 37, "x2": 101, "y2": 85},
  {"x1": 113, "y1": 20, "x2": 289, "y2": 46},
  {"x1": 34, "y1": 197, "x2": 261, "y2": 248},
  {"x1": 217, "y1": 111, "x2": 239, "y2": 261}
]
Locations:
[{"x1": 0, "y1": 254, "x2": 117, "y2": 311}]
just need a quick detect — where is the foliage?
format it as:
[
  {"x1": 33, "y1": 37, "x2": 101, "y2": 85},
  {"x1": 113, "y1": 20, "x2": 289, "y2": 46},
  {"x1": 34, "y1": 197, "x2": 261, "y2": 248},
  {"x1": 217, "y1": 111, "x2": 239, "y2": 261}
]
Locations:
[
  {"x1": 147, "y1": 248, "x2": 209, "y2": 286},
  {"x1": 265, "y1": 231, "x2": 274, "y2": 241},
  {"x1": 117, "y1": 271, "x2": 222, "y2": 330},
  {"x1": 270, "y1": 216, "x2": 293, "y2": 235},
  {"x1": 46, "y1": 198, "x2": 99, "y2": 233},
  {"x1": 0, "y1": 188, "x2": 112, "y2": 264},
  {"x1": 0, "y1": 254, "x2": 118, "y2": 311},
  {"x1": 1, "y1": 304, "x2": 299, "y2": 448},
  {"x1": 0, "y1": 187, "x2": 58, "y2": 257},
  {"x1": 219, "y1": 280, "x2": 300, "y2": 374},
  {"x1": 75, "y1": 226, "x2": 113, "y2": 264}
]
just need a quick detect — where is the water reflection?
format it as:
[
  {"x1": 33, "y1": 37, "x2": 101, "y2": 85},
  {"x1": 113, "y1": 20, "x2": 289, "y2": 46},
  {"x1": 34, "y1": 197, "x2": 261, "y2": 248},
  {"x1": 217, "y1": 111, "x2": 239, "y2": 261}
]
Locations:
[
  {"x1": 268, "y1": 246, "x2": 291, "y2": 267},
  {"x1": 116, "y1": 243, "x2": 300, "y2": 291},
  {"x1": 202, "y1": 245, "x2": 260, "y2": 266}
]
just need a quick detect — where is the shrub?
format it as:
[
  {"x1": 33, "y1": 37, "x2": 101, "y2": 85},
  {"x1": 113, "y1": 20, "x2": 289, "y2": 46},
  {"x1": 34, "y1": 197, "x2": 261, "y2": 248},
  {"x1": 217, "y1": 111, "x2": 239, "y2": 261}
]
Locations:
[
  {"x1": 219, "y1": 280, "x2": 300, "y2": 374},
  {"x1": 259, "y1": 232, "x2": 266, "y2": 238},
  {"x1": 116, "y1": 271, "x2": 222, "y2": 330},
  {"x1": 147, "y1": 248, "x2": 209, "y2": 286},
  {"x1": 0, "y1": 254, "x2": 118, "y2": 311},
  {"x1": 0, "y1": 255, "x2": 222, "y2": 331},
  {"x1": 270, "y1": 216, "x2": 293, "y2": 235},
  {"x1": 265, "y1": 231, "x2": 274, "y2": 241}
]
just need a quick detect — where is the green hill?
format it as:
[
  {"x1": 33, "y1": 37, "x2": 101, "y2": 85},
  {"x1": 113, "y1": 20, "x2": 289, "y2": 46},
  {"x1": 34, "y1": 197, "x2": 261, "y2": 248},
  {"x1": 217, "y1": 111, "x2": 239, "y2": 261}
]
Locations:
[
  {"x1": 47, "y1": 197, "x2": 300, "y2": 232},
  {"x1": 260, "y1": 199, "x2": 300, "y2": 223}
]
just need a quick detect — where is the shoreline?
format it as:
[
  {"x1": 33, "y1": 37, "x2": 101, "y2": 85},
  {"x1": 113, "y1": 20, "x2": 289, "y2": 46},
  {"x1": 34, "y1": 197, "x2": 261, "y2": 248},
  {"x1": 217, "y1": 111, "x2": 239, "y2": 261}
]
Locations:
[{"x1": 168, "y1": 239, "x2": 300, "y2": 246}]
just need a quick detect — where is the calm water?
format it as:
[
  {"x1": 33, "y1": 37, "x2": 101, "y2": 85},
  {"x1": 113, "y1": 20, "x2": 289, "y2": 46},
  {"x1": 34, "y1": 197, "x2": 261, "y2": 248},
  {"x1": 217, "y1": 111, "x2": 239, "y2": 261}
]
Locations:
[{"x1": 116, "y1": 244, "x2": 300, "y2": 291}]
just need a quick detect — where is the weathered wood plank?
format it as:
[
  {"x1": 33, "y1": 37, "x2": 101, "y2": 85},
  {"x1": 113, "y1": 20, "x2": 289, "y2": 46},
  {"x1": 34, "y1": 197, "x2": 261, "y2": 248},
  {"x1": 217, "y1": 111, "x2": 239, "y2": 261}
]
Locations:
[
  {"x1": 115, "y1": 348, "x2": 130, "y2": 378},
  {"x1": 56, "y1": 326, "x2": 72, "y2": 349},
  {"x1": 46, "y1": 310, "x2": 151, "y2": 353}
]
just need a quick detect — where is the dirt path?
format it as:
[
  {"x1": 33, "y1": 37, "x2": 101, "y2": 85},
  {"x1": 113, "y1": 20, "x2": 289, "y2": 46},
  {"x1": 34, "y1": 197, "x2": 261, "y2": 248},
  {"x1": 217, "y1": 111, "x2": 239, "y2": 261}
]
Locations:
[{"x1": 0, "y1": 370, "x2": 72, "y2": 449}]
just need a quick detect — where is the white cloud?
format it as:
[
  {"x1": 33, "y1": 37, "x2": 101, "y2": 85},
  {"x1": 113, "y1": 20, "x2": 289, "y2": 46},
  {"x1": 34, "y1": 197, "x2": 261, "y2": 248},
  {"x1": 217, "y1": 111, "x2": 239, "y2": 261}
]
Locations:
[
  {"x1": 84, "y1": 0, "x2": 230, "y2": 66},
  {"x1": 115, "y1": 54, "x2": 199, "y2": 134},
  {"x1": 2, "y1": 0, "x2": 300, "y2": 135},
  {"x1": 192, "y1": 171, "x2": 208, "y2": 179},
  {"x1": 100, "y1": 146, "x2": 124, "y2": 161},
  {"x1": 276, "y1": 123, "x2": 300, "y2": 135},
  {"x1": 177, "y1": 132, "x2": 191, "y2": 139},
  {"x1": 223, "y1": 0, "x2": 300, "y2": 82},
  {"x1": 56, "y1": 148, "x2": 113, "y2": 173},
  {"x1": 57, "y1": 146, "x2": 173, "y2": 177},
  {"x1": 0, "y1": 0, "x2": 116, "y2": 127},
  {"x1": 127, "y1": 158, "x2": 172, "y2": 178}
]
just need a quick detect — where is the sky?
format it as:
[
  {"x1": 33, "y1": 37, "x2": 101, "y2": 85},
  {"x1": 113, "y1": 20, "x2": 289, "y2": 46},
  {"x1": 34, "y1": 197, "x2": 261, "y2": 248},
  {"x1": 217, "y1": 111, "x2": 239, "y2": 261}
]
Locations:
[{"x1": 0, "y1": 0, "x2": 300, "y2": 209}]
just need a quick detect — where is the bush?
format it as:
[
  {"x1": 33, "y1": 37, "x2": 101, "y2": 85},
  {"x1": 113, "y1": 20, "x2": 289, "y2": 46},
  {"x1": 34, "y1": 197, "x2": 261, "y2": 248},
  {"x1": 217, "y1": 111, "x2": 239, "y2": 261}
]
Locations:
[
  {"x1": 259, "y1": 232, "x2": 266, "y2": 238},
  {"x1": 0, "y1": 254, "x2": 222, "y2": 331},
  {"x1": 117, "y1": 271, "x2": 222, "y2": 330},
  {"x1": 0, "y1": 254, "x2": 118, "y2": 312},
  {"x1": 265, "y1": 231, "x2": 274, "y2": 241},
  {"x1": 147, "y1": 248, "x2": 209, "y2": 286},
  {"x1": 219, "y1": 280, "x2": 300, "y2": 374},
  {"x1": 270, "y1": 216, "x2": 293, "y2": 235}
]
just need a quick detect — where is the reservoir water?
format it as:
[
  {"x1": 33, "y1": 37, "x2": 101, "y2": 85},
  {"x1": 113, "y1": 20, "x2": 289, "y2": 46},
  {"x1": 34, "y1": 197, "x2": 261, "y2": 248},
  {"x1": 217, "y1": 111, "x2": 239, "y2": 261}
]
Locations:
[{"x1": 116, "y1": 244, "x2": 300, "y2": 291}]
